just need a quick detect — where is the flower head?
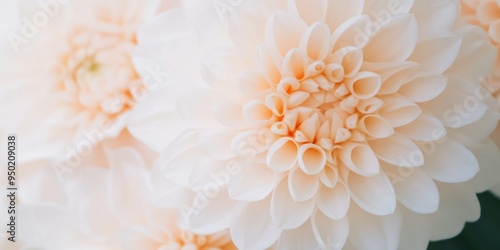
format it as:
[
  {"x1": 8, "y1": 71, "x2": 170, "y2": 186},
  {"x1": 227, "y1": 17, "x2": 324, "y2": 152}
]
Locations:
[
  {"x1": 3, "y1": 0, "x2": 156, "y2": 161},
  {"x1": 133, "y1": 0, "x2": 500, "y2": 249}
]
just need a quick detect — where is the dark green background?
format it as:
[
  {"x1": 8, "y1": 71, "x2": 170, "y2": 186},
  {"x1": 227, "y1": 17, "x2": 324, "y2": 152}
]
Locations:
[{"x1": 427, "y1": 192, "x2": 500, "y2": 250}]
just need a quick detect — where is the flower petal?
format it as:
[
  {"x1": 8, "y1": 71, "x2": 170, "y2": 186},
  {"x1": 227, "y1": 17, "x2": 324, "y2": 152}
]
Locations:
[
  {"x1": 408, "y1": 32, "x2": 461, "y2": 74},
  {"x1": 290, "y1": 0, "x2": 327, "y2": 25},
  {"x1": 369, "y1": 134, "x2": 424, "y2": 168},
  {"x1": 266, "y1": 11, "x2": 308, "y2": 57},
  {"x1": 379, "y1": 96, "x2": 422, "y2": 127},
  {"x1": 357, "y1": 115, "x2": 395, "y2": 139},
  {"x1": 228, "y1": 163, "x2": 276, "y2": 201},
  {"x1": 267, "y1": 137, "x2": 299, "y2": 172},
  {"x1": 347, "y1": 203, "x2": 402, "y2": 250},
  {"x1": 311, "y1": 211, "x2": 349, "y2": 250},
  {"x1": 364, "y1": 14, "x2": 418, "y2": 62},
  {"x1": 298, "y1": 143, "x2": 326, "y2": 175},
  {"x1": 325, "y1": 0, "x2": 364, "y2": 31},
  {"x1": 420, "y1": 138, "x2": 479, "y2": 183},
  {"x1": 317, "y1": 182, "x2": 350, "y2": 220},
  {"x1": 420, "y1": 76, "x2": 489, "y2": 128},
  {"x1": 348, "y1": 172, "x2": 397, "y2": 216},
  {"x1": 230, "y1": 197, "x2": 281, "y2": 249},
  {"x1": 299, "y1": 22, "x2": 331, "y2": 61},
  {"x1": 271, "y1": 178, "x2": 315, "y2": 229},
  {"x1": 398, "y1": 74, "x2": 448, "y2": 103},
  {"x1": 396, "y1": 114, "x2": 447, "y2": 142},
  {"x1": 288, "y1": 167, "x2": 319, "y2": 202},
  {"x1": 385, "y1": 166, "x2": 439, "y2": 214},
  {"x1": 339, "y1": 142, "x2": 380, "y2": 176}
]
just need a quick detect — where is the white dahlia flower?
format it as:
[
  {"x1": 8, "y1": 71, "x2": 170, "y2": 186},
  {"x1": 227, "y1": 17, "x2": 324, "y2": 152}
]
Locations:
[
  {"x1": 18, "y1": 146, "x2": 236, "y2": 250},
  {"x1": 130, "y1": 0, "x2": 500, "y2": 249},
  {"x1": 0, "y1": 0, "x2": 163, "y2": 162}
]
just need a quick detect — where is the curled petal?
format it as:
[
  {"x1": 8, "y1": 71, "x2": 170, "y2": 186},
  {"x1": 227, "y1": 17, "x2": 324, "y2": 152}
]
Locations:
[
  {"x1": 330, "y1": 46, "x2": 363, "y2": 77},
  {"x1": 266, "y1": 93, "x2": 287, "y2": 116},
  {"x1": 267, "y1": 137, "x2": 299, "y2": 172},
  {"x1": 339, "y1": 142, "x2": 380, "y2": 176},
  {"x1": 344, "y1": 71, "x2": 382, "y2": 99},
  {"x1": 324, "y1": 63, "x2": 344, "y2": 82},
  {"x1": 356, "y1": 97, "x2": 383, "y2": 114},
  {"x1": 283, "y1": 49, "x2": 308, "y2": 80},
  {"x1": 300, "y1": 22, "x2": 331, "y2": 61},
  {"x1": 357, "y1": 115, "x2": 395, "y2": 139},
  {"x1": 298, "y1": 143, "x2": 326, "y2": 175}
]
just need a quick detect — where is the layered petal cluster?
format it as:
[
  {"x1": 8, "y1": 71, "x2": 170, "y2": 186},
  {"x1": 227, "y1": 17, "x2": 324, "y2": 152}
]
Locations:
[
  {"x1": 18, "y1": 146, "x2": 236, "y2": 250},
  {"x1": 1, "y1": 0, "x2": 159, "y2": 162},
  {"x1": 131, "y1": 0, "x2": 500, "y2": 249}
]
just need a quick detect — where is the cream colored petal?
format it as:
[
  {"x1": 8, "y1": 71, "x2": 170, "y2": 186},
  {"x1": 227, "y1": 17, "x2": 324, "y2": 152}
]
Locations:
[
  {"x1": 325, "y1": 0, "x2": 364, "y2": 31},
  {"x1": 331, "y1": 15, "x2": 372, "y2": 51},
  {"x1": 319, "y1": 163, "x2": 338, "y2": 188},
  {"x1": 330, "y1": 46, "x2": 363, "y2": 78},
  {"x1": 299, "y1": 22, "x2": 331, "y2": 61},
  {"x1": 358, "y1": 115, "x2": 394, "y2": 139},
  {"x1": 398, "y1": 73, "x2": 448, "y2": 103},
  {"x1": 230, "y1": 197, "x2": 281, "y2": 249},
  {"x1": 339, "y1": 142, "x2": 380, "y2": 176},
  {"x1": 228, "y1": 1, "x2": 268, "y2": 52},
  {"x1": 408, "y1": 32, "x2": 461, "y2": 74},
  {"x1": 311, "y1": 211, "x2": 349, "y2": 250},
  {"x1": 362, "y1": 61, "x2": 418, "y2": 95},
  {"x1": 347, "y1": 203, "x2": 401, "y2": 250},
  {"x1": 201, "y1": 46, "x2": 250, "y2": 96},
  {"x1": 379, "y1": 97, "x2": 421, "y2": 127},
  {"x1": 364, "y1": 14, "x2": 418, "y2": 62},
  {"x1": 420, "y1": 76, "x2": 488, "y2": 128},
  {"x1": 344, "y1": 71, "x2": 382, "y2": 100},
  {"x1": 267, "y1": 137, "x2": 299, "y2": 172},
  {"x1": 369, "y1": 134, "x2": 424, "y2": 168},
  {"x1": 396, "y1": 114, "x2": 446, "y2": 142},
  {"x1": 228, "y1": 162, "x2": 276, "y2": 201},
  {"x1": 242, "y1": 100, "x2": 276, "y2": 127},
  {"x1": 271, "y1": 178, "x2": 315, "y2": 229},
  {"x1": 317, "y1": 182, "x2": 350, "y2": 220},
  {"x1": 213, "y1": 100, "x2": 246, "y2": 128},
  {"x1": 265, "y1": 11, "x2": 308, "y2": 57},
  {"x1": 385, "y1": 166, "x2": 439, "y2": 214},
  {"x1": 238, "y1": 69, "x2": 272, "y2": 98},
  {"x1": 421, "y1": 138, "x2": 479, "y2": 183},
  {"x1": 356, "y1": 97, "x2": 383, "y2": 114},
  {"x1": 348, "y1": 172, "x2": 397, "y2": 216},
  {"x1": 289, "y1": 0, "x2": 327, "y2": 25},
  {"x1": 411, "y1": 0, "x2": 458, "y2": 35},
  {"x1": 297, "y1": 143, "x2": 326, "y2": 175},
  {"x1": 288, "y1": 167, "x2": 320, "y2": 201},
  {"x1": 282, "y1": 48, "x2": 308, "y2": 80}
]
